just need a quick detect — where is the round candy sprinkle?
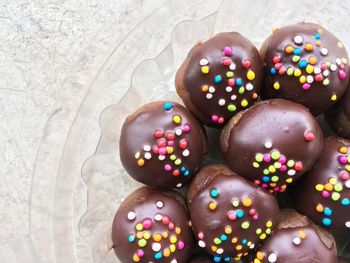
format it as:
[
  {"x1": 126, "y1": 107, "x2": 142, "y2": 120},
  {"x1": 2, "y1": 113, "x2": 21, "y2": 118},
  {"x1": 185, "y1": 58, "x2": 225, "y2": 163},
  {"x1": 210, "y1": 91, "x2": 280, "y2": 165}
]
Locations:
[
  {"x1": 128, "y1": 211, "x2": 136, "y2": 221},
  {"x1": 156, "y1": 201, "x2": 164, "y2": 208},
  {"x1": 268, "y1": 253, "x2": 277, "y2": 262},
  {"x1": 294, "y1": 35, "x2": 303, "y2": 44}
]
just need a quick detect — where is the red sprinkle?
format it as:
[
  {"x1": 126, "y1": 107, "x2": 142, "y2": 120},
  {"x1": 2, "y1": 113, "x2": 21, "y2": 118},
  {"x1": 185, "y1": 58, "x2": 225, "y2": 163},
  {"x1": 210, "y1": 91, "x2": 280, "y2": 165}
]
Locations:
[
  {"x1": 154, "y1": 129, "x2": 163, "y2": 138},
  {"x1": 166, "y1": 132, "x2": 175, "y2": 140},
  {"x1": 294, "y1": 161, "x2": 303, "y2": 171},
  {"x1": 228, "y1": 78, "x2": 235, "y2": 86},
  {"x1": 173, "y1": 169, "x2": 180, "y2": 176},
  {"x1": 157, "y1": 138, "x2": 166, "y2": 147},
  {"x1": 218, "y1": 117, "x2": 224, "y2": 124},
  {"x1": 315, "y1": 74, "x2": 324, "y2": 82},
  {"x1": 304, "y1": 131, "x2": 314, "y2": 141},
  {"x1": 274, "y1": 63, "x2": 282, "y2": 70},
  {"x1": 272, "y1": 56, "x2": 281, "y2": 64},
  {"x1": 242, "y1": 59, "x2": 251, "y2": 68},
  {"x1": 179, "y1": 139, "x2": 188, "y2": 149},
  {"x1": 162, "y1": 216, "x2": 170, "y2": 225},
  {"x1": 223, "y1": 58, "x2": 231, "y2": 66}
]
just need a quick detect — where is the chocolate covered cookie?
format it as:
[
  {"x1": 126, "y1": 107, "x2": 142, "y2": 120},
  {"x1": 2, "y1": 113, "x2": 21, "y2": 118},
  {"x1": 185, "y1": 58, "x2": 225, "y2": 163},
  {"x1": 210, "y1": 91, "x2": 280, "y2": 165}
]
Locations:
[
  {"x1": 220, "y1": 99, "x2": 323, "y2": 193},
  {"x1": 326, "y1": 81, "x2": 350, "y2": 139},
  {"x1": 176, "y1": 32, "x2": 263, "y2": 127},
  {"x1": 293, "y1": 137, "x2": 350, "y2": 230},
  {"x1": 111, "y1": 186, "x2": 194, "y2": 263},
  {"x1": 187, "y1": 165, "x2": 279, "y2": 261},
  {"x1": 119, "y1": 101, "x2": 206, "y2": 189},
  {"x1": 251, "y1": 210, "x2": 337, "y2": 263},
  {"x1": 261, "y1": 22, "x2": 349, "y2": 115}
]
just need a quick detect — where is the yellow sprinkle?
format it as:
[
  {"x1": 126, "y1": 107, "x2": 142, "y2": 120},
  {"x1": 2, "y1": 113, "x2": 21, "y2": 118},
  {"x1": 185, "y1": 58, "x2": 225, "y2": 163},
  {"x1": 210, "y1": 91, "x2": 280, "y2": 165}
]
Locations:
[
  {"x1": 254, "y1": 259, "x2": 261, "y2": 263},
  {"x1": 163, "y1": 248, "x2": 170, "y2": 257},
  {"x1": 162, "y1": 231, "x2": 168, "y2": 238},
  {"x1": 294, "y1": 69, "x2": 302, "y2": 77},
  {"x1": 305, "y1": 43, "x2": 313, "y2": 51},
  {"x1": 170, "y1": 244, "x2": 176, "y2": 253},
  {"x1": 135, "y1": 152, "x2": 141, "y2": 159},
  {"x1": 324, "y1": 183, "x2": 333, "y2": 191},
  {"x1": 225, "y1": 226, "x2": 232, "y2": 235},
  {"x1": 136, "y1": 232, "x2": 143, "y2": 239},
  {"x1": 241, "y1": 99, "x2": 248, "y2": 107},
  {"x1": 338, "y1": 41, "x2": 344, "y2": 48},
  {"x1": 242, "y1": 198, "x2": 252, "y2": 207},
  {"x1": 299, "y1": 75, "x2": 306, "y2": 84},
  {"x1": 201, "y1": 66, "x2": 209, "y2": 74},
  {"x1": 173, "y1": 115, "x2": 181, "y2": 124},
  {"x1": 202, "y1": 85, "x2": 209, "y2": 92},
  {"x1": 253, "y1": 162, "x2": 260, "y2": 168},
  {"x1": 266, "y1": 221, "x2": 272, "y2": 228},
  {"x1": 316, "y1": 203, "x2": 324, "y2": 212},
  {"x1": 286, "y1": 178, "x2": 293, "y2": 183},
  {"x1": 273, "y1": 82, "x2": 280, "y2": 90},
  {"x1": 153, "y1": 233, "x2": 162, "y2": 242},
  {"x1": 209, "y1": 201, "x2": 217, "y2": 210},
  {"x1": 299, "y1": 230, "x2": 306, "y2": 239},
  {"x1": 317, "y1": 28, "x2": 324, "y2": 34},
  {"x1": 247, "y1": 70, "x2": 256, "y2": 80},
  {"x1": 306, "y1": 65, "x2": 314, "y2": 74},
  {"x1": 315, "y1": 184, "x2": 324, "y2": 191},
  {"x1": 211, "y1": 245, "x2": 217, "y2": 252},
  {"x1": 272, "y1": 27, "x2": 279, "y2": 33},
  {"x1": 170, "y1": 235, "x2": 177, "y2": 244},
  {"x1": 137, "y1": 159, "x2": 145, "y2": 167},
  {"x1": 260, "y1": 233, "x2": 267, "y2": 240},
  {"x1": 342, "y1": 58, "x2": 348, "y2": 64},
  {"x1": 329, "y1": 177, "x2": 337, "y2": 185},
  {"x1": 166, "y1": 147, "x2": 173, "y2": 154},
  {"x1": 136, "y1": 223, "x2": 143, "y2": 231},
  {"x1": 236, "y1": 245, "x2": 243, "y2": 251},
  {"x1": 346, "y1": 165, "x2": 350, "y2": 172},
  {"x1": 257, "y1": 251, "x2": 264, "y2": 260},
  {"x1": 340, "y1": 146, "x2": 348, "y2": 154},
  {"x1": 175, "y1": 227, "x2": 181, "y2": 235},
  {"x1": 256, "y1": 228, "x2": 262, "y2": 235},
  {"x1": 133, "y1": 254, "x2": 140, "y2": 262},
  {"x1": 331, "y1": 94, "x2": 337, "y2": 101},
  {"x1": 143, "y1": 231, "x2": 151, "y2": 239},
  {"x1": 231, "y1": 237, "x2": 238, "y2": 244},
  {"x1": 268, "y1": 165, "x2": 276, "y2": 173}
]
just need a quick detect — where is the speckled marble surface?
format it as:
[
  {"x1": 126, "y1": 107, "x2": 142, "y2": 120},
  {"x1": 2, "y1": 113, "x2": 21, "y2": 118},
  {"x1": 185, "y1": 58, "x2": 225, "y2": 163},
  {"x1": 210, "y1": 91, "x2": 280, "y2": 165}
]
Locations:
[{"x1": 1, "y1": 0, "x2": 349, "y2": 262}]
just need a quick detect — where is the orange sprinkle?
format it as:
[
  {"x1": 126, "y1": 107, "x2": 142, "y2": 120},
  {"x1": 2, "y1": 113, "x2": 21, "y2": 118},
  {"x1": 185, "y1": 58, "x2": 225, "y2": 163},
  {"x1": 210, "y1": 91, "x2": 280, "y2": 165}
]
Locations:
[
  {"x1": 316, "y1": 203, "x2": 324, "y2": 212},
  {"x1": 308, "y1": 55, "x2": 317, "y2": 65},
  {"x1": 304, "y1": 42, "x2": 313, "y2": 51},
  {"x1": 137, "y1": 159, "x2": 145, "y2": 166},
  {"x1": 285, "y1": 45, "x2": 294, "y2": 54}
]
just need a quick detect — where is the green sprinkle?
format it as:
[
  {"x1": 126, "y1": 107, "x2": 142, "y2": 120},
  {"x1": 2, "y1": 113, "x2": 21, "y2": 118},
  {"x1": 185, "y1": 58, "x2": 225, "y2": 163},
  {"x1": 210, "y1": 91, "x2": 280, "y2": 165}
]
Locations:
[
  {"x1": 255, "y1": 153, "x2": 263, "y2": 162},
  {"x1": 241, "y1": 222, "x2": 250, "y2": 229},
  {"x1": 271, "y1": 150, "x2": 280, "y2": 160},
  {"x1": 227, "y1": 104, "x2": 236, "y2": 112}
]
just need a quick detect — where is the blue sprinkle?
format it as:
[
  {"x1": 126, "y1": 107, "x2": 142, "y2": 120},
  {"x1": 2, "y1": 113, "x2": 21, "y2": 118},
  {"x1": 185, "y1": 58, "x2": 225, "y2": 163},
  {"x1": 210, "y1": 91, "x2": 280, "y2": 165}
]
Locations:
[
  {"x1": 181, "y1": 167, "x2": 186, "y2": 172},
  {"x1": 184, "y1": 170, "x2": 190, "y2": 176},
  {"x1": 315, "y1": 33, "x2": 321, "y2": 39},
  {"x1": 210, "y1": 189, "x2": 218, "y2": 198},
  {"x1": 213, "y1": 256, "x2": 221, "y2": 262},
  {"x1": 154, "y1": 252, "x2": 162, "y2": 259},
  {"x1": 220, "y1": 234, "x2": 228, "y2": 241},
  {"x1": 214, "y1": 75, "x2": 222, "y2": 83},
  {"x1": 270, "y1": 67, "x2": 277, "y2": 75},
  {"x1": 324, "y1": 207, "x2": 332, "y2": 216},
  {"x1": 128, "y1": 235, "x2": 135, "y2": 243},
  {"x1": 293, "y1": 48, "x2": 301, "y2": 55},
  {"x1": 242, "y1": 239, "x2": 247, "y2": 245},
  {"x1": 236, "y1": 78, "x2": 243, "y2": 86},
  {"x1": 163, "y1": 101, "x2": 173, "y2": 111},
  {"x1": 236, "y1": 210, "x2": 244, "y2": 218},
  {"x1": 342, "y1": 198, "x2": 349, "y2": 206},
  {"x1": 322, "y1": 218, "x2": 332, "y2": 226},
  {"x1": 224, "y1": 257, "x2": 230, "y2": 262},
  {"x1": 299, "y1": 60, "x2": 308, "y2": 69},
  {"x1": 263, "y1": 176, "x2": 270, "y2": 182}
]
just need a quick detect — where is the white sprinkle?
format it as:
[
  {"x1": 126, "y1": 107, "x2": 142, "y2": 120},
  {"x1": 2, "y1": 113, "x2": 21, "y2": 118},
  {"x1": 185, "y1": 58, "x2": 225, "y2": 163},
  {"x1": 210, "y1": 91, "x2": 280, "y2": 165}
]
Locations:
[
  {"x1": 268, "y1": 253, "x2": 277, "y2": 262},
  {"x1": 345, "y1": 221, "x2": 350, "y2": 228},
  {"x1": 293, "y1": 237, "x2": 301, "y2": 245},
  {"x1": 265, "y1": 141, "x2": 272, "y2": 149},
  {"x1": 321, "y1": 47, "x2": 328, "y2": 56},
  {"x1": 152, "y1": 242, "x2": 161, "y2": 252},
  {"x1": 175, "y1": 128, "x2": 182, "y2": 136},
  {"x1": 170, "y1": 260, "x2": 178, "y2": 263},
  {"x1": 226, "y1": 86, "x2": 233, "y2": 92},
  {"x1": 330, "y1": 64, "x2": 337, "y2": 71},
  {"x1": 209, "y1": 86, "x2": 216, "y2": 93},
  {"x1": 323, "y1": 69, "x2": 330, "y2": 77},
  {"x1": 156, "y1": 201, "x2": 164, "y2": 208},
  {"x1": 218, "y1": 99, "x2": 226, "y2": 106},
  {"x1": 246, "y1": 83, "x2": 254, "y2": 91},
  {"x1": 231, "y1": 95, "x2": 237, "y2": 101},
  {"x1": 143, "y1": 145, "x2": 151, "y2": 151},
  {"x1": 216, "y1": 248, "x2": 224, "y2": 254},
  {"x1": 314, "y1": 67, "x2": 321, "y2": 74},
  {"x1": 345, "y1": 179, "x2": 350, "y2": 189},
  {"x1": 199, "y1": 58, "x2": 209, "y2": 66},
  {"x1": 154, "y1": 213, "x2": 163, "y2": 221},
  {"x1": 288, "y1": 169, "x2": 296, "y2": 176},
  {"x1": 144, "y1": 152, "x2": 152, "y2": 160},
  {"x1": 307, "y1": 75, "x2": 314, "y2": 83},
  {"x1": 294, "y1": 35, "x2": 303, "y2": 44},
  {"x1": 198, "y1": 240, "x2": 206, "y2": 248},
  {"x1": 206, "y1": 93, "x2": 213, "y2": 99},
  {"x1": 135, "y1": 152, "x2": 141, "y2": 159},
  {"x1": 229, "y1": 62, "x2": 236, "y2": 70},
  {"x1": 127, "y1": 211, "x2": 136, "y2": 221},
  {"x1": 158, "y1": 155, "x2": 165, "y2": 161},
  {"x1": 249, "y1": 244, "x2": 255, "y2": 249},
  {"x1": 336, "y1": 58, "x2": 342, "y2": 65},
  {"x1": 182, "y1": 149, "x2": 190, "y2": 157},
  {"x1": 176, "y1": 183, "x2": 182, "y2": 188}
]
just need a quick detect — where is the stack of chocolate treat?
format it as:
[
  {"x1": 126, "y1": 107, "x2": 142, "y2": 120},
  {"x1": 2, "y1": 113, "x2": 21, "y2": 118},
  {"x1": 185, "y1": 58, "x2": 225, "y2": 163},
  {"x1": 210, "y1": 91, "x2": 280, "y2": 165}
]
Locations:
[{"x1": 112, "y1": 22, "x2": 350, "y2": 263}]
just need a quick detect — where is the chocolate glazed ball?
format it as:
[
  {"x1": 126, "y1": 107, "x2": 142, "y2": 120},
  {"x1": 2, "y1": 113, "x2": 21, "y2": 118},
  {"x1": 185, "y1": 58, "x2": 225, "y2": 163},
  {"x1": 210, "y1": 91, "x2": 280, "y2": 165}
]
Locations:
[
  {"x1": 261, "y1": 22, "x2": 349, "y2": 115},
  {"x1": 111, "y1": 186, "x2": 194, "y2": 263},
  {"x1": 251, "y1": 210, "x2": 337, "y2": 263},
  {"x1": 119, "y1": 101, "x2": 206, "y2": 189},
  {"x1": 175, "y1": 32, "x2": 263, "y2": 127},
  {"x1": 326, "y1": 81, "x2": 350, "y2": 139},
  {"x1": 292, "y1": 137, "x2": 350, "y2": 230},
  {"x1": 220, "y1": 99, "x2": 323, "y2": 193},
  {"x1": 187, "y1": 165, "x2": 279, "y2": 262}
]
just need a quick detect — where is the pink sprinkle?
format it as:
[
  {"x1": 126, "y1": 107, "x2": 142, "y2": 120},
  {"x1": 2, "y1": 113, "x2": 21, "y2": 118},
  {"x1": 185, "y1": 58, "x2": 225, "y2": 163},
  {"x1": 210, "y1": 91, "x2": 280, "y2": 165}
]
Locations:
[
  {"x1": 137, "y1": 250, "x2": 144, "y2": 257},
  {"x1": 227, "y1": 211, "x2": 236, "y2": 221},
  {"x1": 168, "y1": 222, "x2": 175, "y2": 231},
  {"x1": 224, "y1": 46, "x2": 232, "y2": 56},
  {"x1": 164, "y1": 164, "x2": 172, "y2": 171},
  {"x1": 152, "y1": 146, "x2": 159, "y2": 154},
  {"x1": 315, "y1": 74, "x2": 323, "y2": 82},
  {"x1": 274, "y1": 187, "x2": 279, "y2": 192},
  {"x1": 274, "y1": 63, "x2": 282, "y2": 70},
  {"x1": 263, "y1": 154, "x2": 271, "y2": 162},
  {"x1": 198, "y1": 232, "x2": 204, "y2": 239},
  {"x1": 218, "y1": 117, "x2": 224, "y2": 124},
  {"x1": 249, "y1": 209, "x2": 256, "y2": 215},
  {"x1": 279, "y1": 188, "x2": 286, "y2": 193},
  {"x1": 339, "y1": 155, "x2": 348, "y2": 164},
  {"x1": 340, "y1": 171, "x2": 350, "y2": 181},
  {"x1": 159, "y1": 147, "x2": 166, "y2": 155},
  {"x1": 142, "y1": 218, "x2": 153, "y2": 229},
  {"x1": 302, "y1": 83, "x2": 310, "y2": 90},
  {"x1": 178, "y1": 241, "x2": 185, "y2": 250},
  {"x1": 280, "y1": 165, "x2": 287, "y2": 172},
  {"x1": 182, "y1": 125, "x2": 190, "y2": 133},
  {"x1": 340, "y1": 64, "x2": 345, "y2": 70},
  {"x1": 278, "y1": 155, "x2": 286, "y2": 164},
  {"x1": 278, "y1": 67, "x2": 285, "y2": 75},
  {"x1": 253, "y1": 215, "x2": 259, "y2": 220},
  {"x1": 167, "y1": 140, "x2": 174, "y2": 146},
  {"x1": 320, "y1": 63, "x2": 327, "y2": 70},
  {"x1": 339, "y1": 70, "x2": 346, "y2": 80},
  {"x1": 254, "y1": 180, "x2": 260, "y2": 185},
  {"x1": 262, "y1": 184, "x2": 268, "y2": 188},
  {"x1": 322, "y1": 190, "x2": 330, "y2": 198},
  {"x1": 212, "y1": 115, "x2": 219, "y2": 122}
]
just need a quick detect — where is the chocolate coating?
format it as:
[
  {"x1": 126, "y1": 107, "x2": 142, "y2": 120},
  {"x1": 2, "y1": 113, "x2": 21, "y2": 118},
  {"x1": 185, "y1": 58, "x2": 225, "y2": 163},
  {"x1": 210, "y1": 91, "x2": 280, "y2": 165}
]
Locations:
[
  {"x1": 175, "y1": 32, "x2": 263, "y2": 127},
  {"x1": 188, "y1": 255, "x2": 212, "y2": 263},
  {"x1": 187, "y1": 165, "x2": 279, "y2": 261},
  {"x1": 292, "y1": 137, "x2": 350, "y2": 230},
  {"x1": 119, "y1": 101, "x2": 206, "y2": 189},
  {"x1": 220, "y1": 99, "x2": 323, "y2": 193},
  {"x1": 112, "y1": 186, "x2": 194, "y2": 263},
  {"x1": 261, "y1": 22, "x2": 349, "y2": 115},
  {"x1": 251, "y1": 210, "x2": 337, "y2": 263},
  {"x1": 326, "y1": 81, "x2": 350, "y2": 138}
]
